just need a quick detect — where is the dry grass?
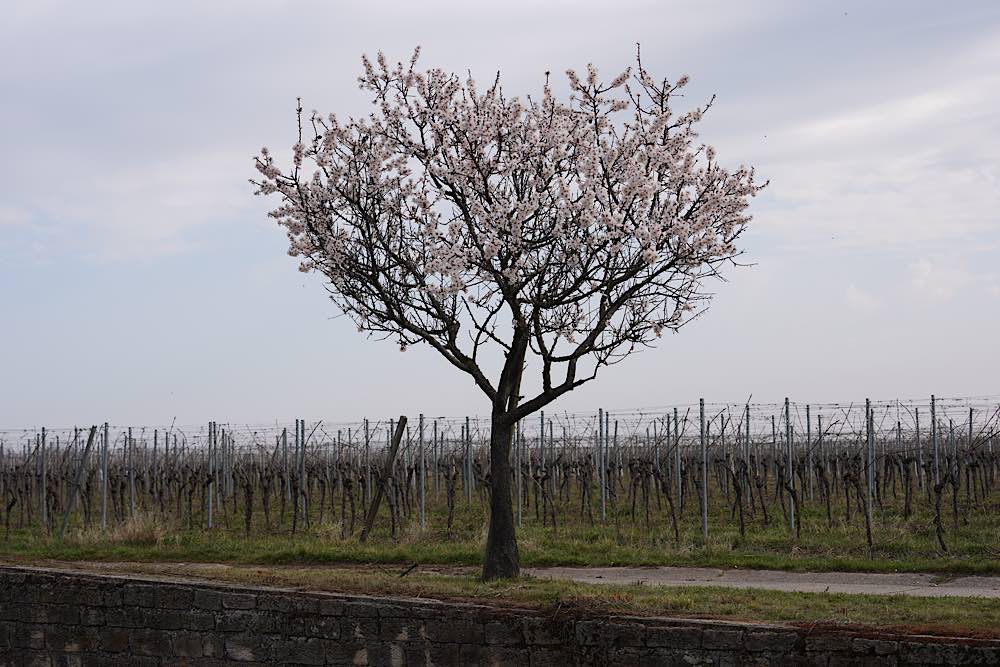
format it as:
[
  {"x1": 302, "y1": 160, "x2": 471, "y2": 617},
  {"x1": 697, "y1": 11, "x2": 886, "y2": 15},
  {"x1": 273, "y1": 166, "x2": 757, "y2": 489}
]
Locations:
[{"x1": 73, "y1": 513, "x2": 174, "y2": 546}]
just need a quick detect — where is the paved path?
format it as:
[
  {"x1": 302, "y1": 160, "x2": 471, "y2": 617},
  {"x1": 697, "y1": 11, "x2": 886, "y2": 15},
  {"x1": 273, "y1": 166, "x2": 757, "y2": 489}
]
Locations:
[
  {"x1": 526, "y1": 566, "x2": 1000, "y2": 598},
  {"x1": 13, "y1": 559, "x2": 1000, "y2": 599}
]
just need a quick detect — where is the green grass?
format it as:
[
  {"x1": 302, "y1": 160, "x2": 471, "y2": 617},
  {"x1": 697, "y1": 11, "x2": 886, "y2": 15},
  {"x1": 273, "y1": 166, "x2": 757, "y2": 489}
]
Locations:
[
  {"x1": 3, "y1": 493, "x2": 998, "y2": 575},
  {"x1": 5, "y1": 492, "x2": 998, "y2": 638},
  {"x1": 24, "y1": 560, "x2": 1000, "y2": 638}
]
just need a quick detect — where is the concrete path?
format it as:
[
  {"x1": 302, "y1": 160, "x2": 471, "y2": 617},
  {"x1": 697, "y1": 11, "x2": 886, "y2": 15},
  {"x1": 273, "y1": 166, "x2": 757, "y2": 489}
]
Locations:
[{"x1": 526, "y1": 566, "x2": 1000, "y2": 599}]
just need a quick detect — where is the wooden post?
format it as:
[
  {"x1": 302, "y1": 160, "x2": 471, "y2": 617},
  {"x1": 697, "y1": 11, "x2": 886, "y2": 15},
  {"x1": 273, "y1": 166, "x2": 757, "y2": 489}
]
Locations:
[
  {"x1": 101, "y1": 422, "x2": 109, "y2": 530},
  {"x1": 59, "y1": 426, "x2": 98, "y2": 539},
  {"x1": 539, "y1": 411, "x2": 545, "y2": 498},
  {"x1": 128, "y1": 427, "x2": 136, "y2": 517},
  {"x1": 219, "y1": 428, "x2": 224, "y2": 505},
  {"x1": 931, "y1": 395, "x2": 939, "y2": 486},
  {"x1": 806, "y1": 404, "x2": 813, "y2": 500},
  {"x1": 299, "y1": 419, "x2": 307, "y2": 518},
  {"x1": 674, "y1": 408, "x2": 682, "y2": 508},
  {"x1": 549, "y1": 421, "x2": 556, "y2": 499},
  {"x1": 949, "y1": 419, "x2": 956, "y2": 477},
  {"x1": 515, "y1": 419, "x2": 522, "y2": 528},
  {"x1": 700, "y1": 398, "x2": 708, "y2": 542},
  {"x1": 614, "y1": 419, "x2": 620, "y2": 481},
  {"x1": 915, "y1": 407, "x2": 923, "y2": 490},
  {"x1": 419, "y1": 413, "x2": 426, "y2": 530},
  {"x1": 207, "y1": 422, "x2": 214, "y2": 529},
  {"x1": 969, "y1": 407, "x2": 974, "y2": 455},
  {"x1": 785, "y1": 397, "x2": 795, "y2": 533},
  {"x1": 282, "y1": 426, "x2": 290, "y2": 502},
  {"x1": 433, "y1": 419, "x2": 439, "y2": 495},
  {"x1": 744, "y1": 404, "x2": 751, "y2": 466},
  {"x1": 360, "y1": 416, "x2": 407, "y2": 543},
  {"x1": 598, "y1": 408, "x2": 605, "y2": 521},
  {"x1": 818, "y1": 414, "x2": 824, "y2": 481},
  {"x1": 40, "y1": 427, "x2": 47, "y2": 532},
  {"x1": 866, "y1": 400, "x2": 874, "y2": 515},
  {"x1": 152, "y1": 429, "x2": 159, "y2": 510},
  {"x1": 601, "y1": 410, "x2": 618, "y2": 520},
  {"x1": 364, "y1": 419, "x2": 371, "y2": 507},
  {"x1": 771, "y1": 415, "x2": 777, "y2": 475},
  {"x1": 466, "y1": 416, "x2": 473, "y2": 503}
]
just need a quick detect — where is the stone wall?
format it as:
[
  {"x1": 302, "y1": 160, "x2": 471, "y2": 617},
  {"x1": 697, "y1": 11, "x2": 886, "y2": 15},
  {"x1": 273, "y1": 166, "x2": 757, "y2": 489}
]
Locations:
[{"x1": 0, "y1": 565, "x2": 997, "y2": 666}]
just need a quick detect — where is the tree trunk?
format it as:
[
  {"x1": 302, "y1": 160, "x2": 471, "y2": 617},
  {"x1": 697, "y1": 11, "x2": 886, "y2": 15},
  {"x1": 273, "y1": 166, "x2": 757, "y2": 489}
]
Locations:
[{"x1": 483, "y1": 412, "x2": 520, "y2": 580}]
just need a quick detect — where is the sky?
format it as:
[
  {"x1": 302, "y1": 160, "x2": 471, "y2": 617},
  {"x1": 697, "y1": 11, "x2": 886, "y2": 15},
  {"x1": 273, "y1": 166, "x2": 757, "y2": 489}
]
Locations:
[{"x1": 1, "y1": 0, "x2": 999, "y2": 428}]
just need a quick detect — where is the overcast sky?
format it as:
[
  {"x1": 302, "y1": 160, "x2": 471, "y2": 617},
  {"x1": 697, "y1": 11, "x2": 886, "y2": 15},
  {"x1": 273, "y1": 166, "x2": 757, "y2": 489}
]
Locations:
[{"x1": 2, "y1": 0, "x2": 999, "y2": 428}]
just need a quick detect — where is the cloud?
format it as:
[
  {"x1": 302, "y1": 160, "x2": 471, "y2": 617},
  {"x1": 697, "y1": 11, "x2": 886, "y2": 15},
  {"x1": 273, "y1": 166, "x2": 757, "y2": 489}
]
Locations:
[
  {"x1": 0, "y1": 205, "x2": 30, "y2": 227},
  {"x1": 6, "y1": 149, "x2": 257, "y2": 262},
  {"x1": 845, "y1": 283, "x2": 878, "y2": 311},
  {"x1": 791, "y1": 90, "x2": 961, "y2": 145},
  {"x1": 712, "y1": 27, "x2": 1000, "y2": 258},
  {"x1": 909, "y1": 258, "x2": 979, "y2": 303}
]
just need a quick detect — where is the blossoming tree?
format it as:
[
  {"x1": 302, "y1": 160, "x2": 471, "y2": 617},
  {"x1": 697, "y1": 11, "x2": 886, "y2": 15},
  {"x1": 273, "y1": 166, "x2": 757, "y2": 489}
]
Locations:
[{"x1": 253, "y1": 48, "x2": 764, "y2": 580}]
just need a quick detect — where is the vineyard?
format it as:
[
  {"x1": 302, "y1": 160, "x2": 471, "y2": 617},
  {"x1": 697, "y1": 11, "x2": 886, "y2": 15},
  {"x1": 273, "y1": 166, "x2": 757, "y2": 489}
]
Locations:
[{"x1": 2, "y1": 395, "x2": 999, "y2": 571}]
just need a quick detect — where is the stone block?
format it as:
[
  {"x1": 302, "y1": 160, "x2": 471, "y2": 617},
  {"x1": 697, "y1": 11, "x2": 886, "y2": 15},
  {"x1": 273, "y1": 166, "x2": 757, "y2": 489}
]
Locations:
[
  {"x1": 193, "y1": 589, "x2": 223, "y2": 610},
  {"x1": 744, "y1": 630, "x2": 801, "y2": 653},
  {"x1": 272, "y1": 638, "x2": 326, "y2": 665},
  {"x1": 377, "y1": 618, "x2": 416, "y2": 643},
  {"x1": 215, "y1": 610, "x2": 284, "y2": 634},
  {"x1": 42, "y1": 605, "x2": 80, "y2": 626},
  {"x1": 530, "y1": 647, "x2": 575, "y2": 666},
  {"x1": 576, "y1": 620, "x2": 644, "y2": 648},
  {"x1": 701, "y1": 628, "x2": 744, "y2": 651},
  {"x1": 12, "y1": 650, "x2": 51, "y2": 667},
  {"x1": 643, "y1": 625, "x2": 702, "y2": 649},
  {"x1": 54, "y1": 654, "x2": 83, "y2": 667},
  {"x1": 57, "y1": 586, "x2": 105, "y2": 607},
  {"x1": 829, "y1": 655, "x2": 895, "y2": 667},
  {"x1": 851, "y1": 637, "x2": 897, "y2": 656},
  {"x1": 122, "y1": 584, "x2": 158, "y2": 608},
  {"x1": 172, "y1": 633, "x2": 208, "y2": 658},
  {"x1": 9, "y1": 625, "x2": 45, "y2": 650},
  {"x1": 341, "y1": 601, "x2": 380, "y2": 618},
  {"x1": 141, "y1": 608, "x2": 183, "y2": 630},
  {"x1": 102, "y1": 589, "x2": 123, "y2": 607},
  {"x1": 98, "y1": 627, "x2": 130, "y2": 653},
  {"x1": 258, "y1": 593, "x2": 317, "y2": 614},
  {"x1": 131, "y1": 629, "x2": 172, "y2": 657},
  {"x1": 221, "y1": 593, "x2": 257, "y2": 610},
  {"x1": 181, "y1": 609, "x2": 217, "y2": 631},
  {"x1": 423, "y1": 619, "x2": 483, "y2": 644},
  {"x1": 78, "y1": 608, "x2": 104, "y2": 626},
  {"x1": 156, "y1": 586, "x2": 194, "y2": 610},
  {"x1": 104, "y1": 608, "x2": 142, "y2": 628},
  {"x1": 44, "y1": 626, "x2": 98, "y2": 653},
  {"x1": 0, "y1": 604, "x2": 37, "y2": 623},
  {"x1": 285, "y1": 614, "x2": 342, "y2": 640},
  {"x1": 225, "y1": 636, "x2": 269, "y2": 662},
  {"x1": 326, "y1": 641, "x2": 379, "y2": 666},
  {"x1": 317, "y1": 599, "x2": 345, "y2": 617},
  {"x1": 459, "y1": 643, "x2": 531, "y2": 665},
  {"x1": 804, "y1": 634, "x2": 849, "y2": 654},
  {"x1": 522, "y1": 617, "x2": 564, "y2": 646},
  {"x1": 485, "y1": 620, "x2": 522, "y2": 645}
]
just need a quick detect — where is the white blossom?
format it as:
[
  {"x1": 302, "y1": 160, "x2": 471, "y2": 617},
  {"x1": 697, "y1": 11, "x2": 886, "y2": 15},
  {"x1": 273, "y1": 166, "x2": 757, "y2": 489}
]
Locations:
[{"x1": 252, "y1": 47, "x2": 764, "y2": 416}]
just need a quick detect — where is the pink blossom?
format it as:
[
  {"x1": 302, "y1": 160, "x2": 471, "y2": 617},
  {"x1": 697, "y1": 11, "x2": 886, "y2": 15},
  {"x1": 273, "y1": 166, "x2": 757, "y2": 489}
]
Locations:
[{"x1": 251, "y1": 47, "x2": 764, "y2": 411}]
